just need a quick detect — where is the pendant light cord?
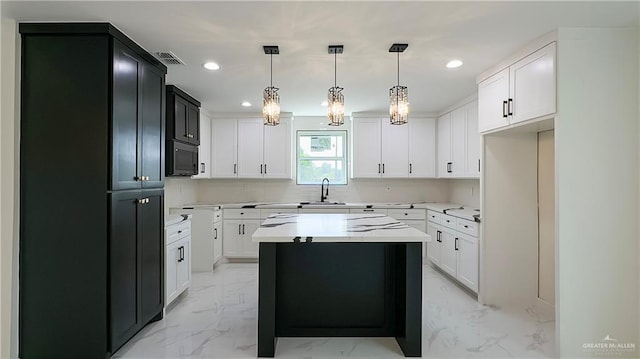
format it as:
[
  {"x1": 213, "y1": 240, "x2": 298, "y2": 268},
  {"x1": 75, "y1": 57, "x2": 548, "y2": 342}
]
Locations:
[
  {"x1": 334, "y1": 52, "x2": 337, "y2": 88},
  {"x1": 270, "y1": 53, "x2": 273, "y2": 88},
  {"x1": 397, "y1": 51, "x2": 400, "y2": 87}
]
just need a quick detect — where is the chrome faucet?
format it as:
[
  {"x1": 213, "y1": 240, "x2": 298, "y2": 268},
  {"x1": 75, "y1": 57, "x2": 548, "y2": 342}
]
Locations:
[{"x1": 320, "y1": 178, "x2": 330, "y2": 202}]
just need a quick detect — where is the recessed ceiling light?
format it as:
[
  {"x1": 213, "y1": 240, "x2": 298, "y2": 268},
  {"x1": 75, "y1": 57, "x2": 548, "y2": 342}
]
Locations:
[
  {"x1": 446, "y1": 59, "x2": 463, "y2": 69},
  {"x1": 203, "y1": 62, "x2": 220, "y2": 70},
  {"x1": 241, "y1": 101, "x2": 252, "y2": 107},
  {"x1": 321, "y1": 101, "x2": 328, "y2": 107}
]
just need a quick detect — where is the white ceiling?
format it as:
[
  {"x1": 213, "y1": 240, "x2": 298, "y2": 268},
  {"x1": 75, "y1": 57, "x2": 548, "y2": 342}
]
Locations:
[{"x1": 3, "y1": 1, "x2": 638, "y2": 116}]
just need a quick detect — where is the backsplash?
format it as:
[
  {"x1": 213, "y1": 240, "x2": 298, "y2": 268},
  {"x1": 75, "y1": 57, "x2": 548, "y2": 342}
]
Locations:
[{"x1": 449, "y1": 178, "x2": 480, "y2": 207}]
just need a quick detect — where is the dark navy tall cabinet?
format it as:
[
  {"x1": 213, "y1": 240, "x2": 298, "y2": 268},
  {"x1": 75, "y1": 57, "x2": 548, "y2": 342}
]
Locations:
[{"x1": 19, "y1": 23, "x2": 167, "y2": 358}]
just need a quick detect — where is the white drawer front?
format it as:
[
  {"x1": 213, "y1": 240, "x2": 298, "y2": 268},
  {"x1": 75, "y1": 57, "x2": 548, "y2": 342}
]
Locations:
[
  {"x1": 299, "y1": 208, "x2": 350, "y2": 214},
  {"x1": 349, "y1": 208, "x2": 388, "y2": 215},
  {"x1": 427, "y1": 210, "x2": 441, "y2": 224},
  {"x1": 260, "y1": 208, "x2": 298, "y2": 219},
  {"x1": 166, "y1": 221, "x2": 190, "y2": 245},
  {"x1": 224, "y1": 208, "x2": 260, "y2": 219},
  {"x1": 388, "y1": 209, "x2": 426, "y2": 220},
  {"x1": 441, "y1": 214, "x2": 457, "y2": 230},
  {"x1": 456, "y1": 218, "x2": 479, "y2": 237},
  {"x1": 213, "y1": 209, "x2": 222, "y2": 223}
]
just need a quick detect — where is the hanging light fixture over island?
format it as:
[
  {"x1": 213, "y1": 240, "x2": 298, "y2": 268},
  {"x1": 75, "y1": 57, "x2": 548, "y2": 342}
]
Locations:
[
  {"x1": 327, "y1": 45, "x2": 345, "y2": 126},
  {"x1": 389, "y1": 43, "x2": 409, "y2": 125},
  {"x1": 262, "y1": 45, "x2": 280, "y2": 126}
]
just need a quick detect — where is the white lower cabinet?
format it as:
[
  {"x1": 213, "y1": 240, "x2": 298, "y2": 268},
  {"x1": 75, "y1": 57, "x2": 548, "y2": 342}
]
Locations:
[
  {"x1": 427, "y1": 211, "x2": 479, "y2": 293},
  {"x1": 165, "y1": 220, "x2": 191, "y2": 306},
  {"x1": 223, "y1": 209, "x2": 260, "y2": 258},
  {"x1": 213, "y1": 211, "x2": 222, "y2": 264}
]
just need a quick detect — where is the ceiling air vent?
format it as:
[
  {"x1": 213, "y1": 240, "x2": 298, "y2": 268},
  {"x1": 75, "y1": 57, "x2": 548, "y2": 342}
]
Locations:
[{"x1": 154, "y1": 51, "x2": 186, "y2": 66}]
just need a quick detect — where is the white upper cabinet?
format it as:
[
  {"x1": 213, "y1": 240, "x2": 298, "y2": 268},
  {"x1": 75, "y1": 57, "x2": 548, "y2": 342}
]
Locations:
[
  {"x1": 353, "y1": 117, "x2": 434, "y2": 178},
  {"x1": 381, "y1": 120, "x2": 409, "y2": 177},
  {"x1": 478, "y1": 42, "x2": 556, "y2": 133},
  {"x1": 352, "y1": 118, "x2": 382, "y2": 178},
  {"x1": 237, "y1": 119, "x2": 264, "y2": 178},
  {"x1": 192, "y1": 113, "x2": 211, "y2": 179},
  {"x1": 408, "y1": 118, "x2": 436, "y2": 178},
  {"x1": 211, "y1": 117, "x2": 291, "y2": 179},
  {"x1": 211, "y1": 119, "x2": 238, "y2": 178},
  {"x1": 437, "y1": 101, "x2": 480, "y2": 178}
]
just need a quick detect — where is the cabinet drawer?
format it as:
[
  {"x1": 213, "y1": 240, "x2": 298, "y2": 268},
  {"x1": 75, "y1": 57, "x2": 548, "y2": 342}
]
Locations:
[
  {"x1": 224, "y1": 208, "x2": 260, "y2": 219},
  {"x1": 213, "y1": 209, "x2": 222, "y2": 223},
  {"x1": 298, "y1": 208, "x2": 350, "y2": 214},
  {"x1": 427, "y1": 210, "x2": 441, "y2": 224},
  {"x1": 456, "y1": 218, "x2": 479, "y2": 237},
  {"x1": 260, "y1": 208, "x2": 298, "y2": 219},
  {"x1": 388, "y1": 209, "x2": 426, "y2": 220},
  {"x1": 441, "y1": 214, "x2": 457, "y2": 230},
  {"x1": 349, "y1": 208, "x2": 388, "y2": 215},
  {"x1": 166, "y1": 221, "x2": 190, "y2": 245}
]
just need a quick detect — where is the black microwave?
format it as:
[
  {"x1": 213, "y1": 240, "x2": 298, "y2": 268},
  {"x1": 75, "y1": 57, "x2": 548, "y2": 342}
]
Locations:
[{"x1": 167, "y1": 140, "x2": 198, "y2": 176}]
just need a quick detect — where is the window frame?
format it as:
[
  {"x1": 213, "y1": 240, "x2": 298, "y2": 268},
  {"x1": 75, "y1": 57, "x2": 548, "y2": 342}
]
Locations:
[{"x1": 296, "y1": 130, "x2": 348, "y2": 185}]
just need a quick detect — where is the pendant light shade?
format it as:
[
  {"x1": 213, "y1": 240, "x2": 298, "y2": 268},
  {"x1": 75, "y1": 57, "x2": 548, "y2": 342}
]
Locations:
[
  {"x1": 389, "y1": 43, "x2": 409, "y2": 125},
  {"x1": 263, "y1": 46, "x2": 280, "y2": 126},
  {"x1": 327, "y1": 45, "x2": 344, "y2": 126}
]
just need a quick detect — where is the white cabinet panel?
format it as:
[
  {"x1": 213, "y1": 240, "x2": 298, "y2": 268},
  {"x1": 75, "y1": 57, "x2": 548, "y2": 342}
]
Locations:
[
  {"x1": 510, "y1": 42, "x2": 556, "y2": 125},
  {"x1": 450, "y1": 107, "x2": 466, "y2": 176},
  {"x1": 349, "y1": 208, "x2": 388, "y2": 215},
  {"x1": 298, "y1": 208, "x2": 350, "y2": 214},
  {"x1": 176, "y1": 239, "x2": 190, "y2": 293},
  {"x1": 213, "y1": 221, "x2": 222, "y2": 265},
  {"x1": 352, "y1": 118, "x2": 382, "y2": 178},
  {"x1": 478, "y1": 68, "x2": 510, "y2": 133},
  {"x1": 381, "y1": 121, "x2": 409, "y2": 177},
  {"x1": 165, "y1": 242, "x2": 179, "y2": 303},
  {"x1": 436, "y1": 113, "x2": 451, "y2": 177},
  {"x1": 222, "y1": 220, "x2": 242, "y2": 257},
  {"x1": 465, "y1": 102, "x2": 481, "y2": 177},
  {"x1": 439, "y1": 227, "x2": 457, "y2": 277},
  {"x1": 237, "y1": 119, "x2": 264, "y2": 178},
  {"x1": 192, "y1": 114, "x2": 211, "y2": 178},
  {"x1": 240, "y1": 220, "x2": 260, "y2": 258},
  {"x1": 263, "y1": 118, "x2": 291, "y2": 178},
  {"x1": 427, "y1": 223, "x2": 440, "y2": 265},
  {"x1": 211, "y1": 119, "x2": 238, "y2": 177},
  {"x1": 456, "y1": 234, "x2": 479, "y2": 292},
  {"x1": 408, "y1": 118, "x2": 436, "y2": 177},
  {"x1": 165, "y1": 221, "x2": 191, "y2": 306}
]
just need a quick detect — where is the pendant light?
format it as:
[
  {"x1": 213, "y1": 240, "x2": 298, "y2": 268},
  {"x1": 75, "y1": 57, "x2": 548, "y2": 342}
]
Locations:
[
  {"x1": 327, "y1": 45, "x2": 344, "y2": 126},
  {"x1": 263, "y1": 45, "x2": 280, "y2": 126},
  {"x1": 389, "y1": 43, "x2": 409, "y2": 125}
]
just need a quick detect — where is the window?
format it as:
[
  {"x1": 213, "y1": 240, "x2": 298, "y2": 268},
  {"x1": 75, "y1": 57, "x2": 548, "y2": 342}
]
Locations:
[{"x1": 297, "y1": 131, "x2": 347, "y2": 185}]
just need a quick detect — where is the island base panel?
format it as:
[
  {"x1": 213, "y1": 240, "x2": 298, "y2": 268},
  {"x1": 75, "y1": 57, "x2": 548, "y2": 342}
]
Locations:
[{"x1": 257, "y1": 242, "x2": 422, "y2": 357}]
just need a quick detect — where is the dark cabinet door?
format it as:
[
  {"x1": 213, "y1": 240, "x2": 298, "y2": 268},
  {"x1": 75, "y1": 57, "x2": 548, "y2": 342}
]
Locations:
[
  {"x1": 187, "y1": 102, "x2": 200, "y2": 145},
  {"x1": 141, "y1": 63, "x2": 165, "y2": 188},
  {"x1": 140, "y1": 189, "x2": 164, "y2": 324},
  {"x1": 109, "y1": 190, "x2": 142, "y2": 352},
  {"x1": 112, "y1": 40, "x2": 142, "y2": 191},
  {"x1": 173, "y1": 95, "x2": 190, "y2": 143}
]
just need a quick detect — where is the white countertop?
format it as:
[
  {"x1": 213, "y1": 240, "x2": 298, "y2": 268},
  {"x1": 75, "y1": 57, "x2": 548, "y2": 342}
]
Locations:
[
  {"x1": 165, "y1": 213, "x2": 192, "y2": 227},
  {"x1": 252, "y1": 213, "x2": 431, "y2": 243}
]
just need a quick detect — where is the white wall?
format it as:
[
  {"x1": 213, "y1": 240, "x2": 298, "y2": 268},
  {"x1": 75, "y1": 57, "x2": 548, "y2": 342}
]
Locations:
[
  {"x1": 165, "y1": 177, "x2": 198, "y2": 216},
  {"x1": 556, "y1": 28, "x2": 639, "y2": 357},
  {"x1": 448, "y1": 179, "x2": 480, "y2": 207},
  {"x1": 0, "y1": 17, "x2": 18, "y2": 359}
]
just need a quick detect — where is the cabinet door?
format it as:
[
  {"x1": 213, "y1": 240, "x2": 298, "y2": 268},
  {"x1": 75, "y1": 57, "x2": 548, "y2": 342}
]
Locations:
[
  {"x1": 510, "y1": 42, "x2": 556, "y2": 124},
  {"x1": 263, "y1": 117, "x2": 291, "y2": 178},
  {"x1": 187, "y1": 102, "x2": 200, "y2": 145},
  {"x1": 192, "y1": 113, "x2": 211, "y2": 178},
  {"x1": 352, "y1": 118, "x2": 381, "y2": 178},
  {"x1": 177, "y1": 239, "x2": 191, "y2": 292},
  {"x1": 408, "y1": 118, "x2": 436, "y2": 177},
  {"x1": 381, "y1": 120, "x2": 409, "y2": 177},
  {"x1": 140, "y1": 63, "x2": 165, "y2": 188},
  {"x1": 211, "y1": 119, "x2": 238, "y2": 177},
  {"x1": 165, "y1": 241, "x2": 179, "y2": 304},
  {"x1": 439, "y1": 227, "x2": 457, "y2": 277},
  {"x1": 241, "y1": 220, "x2": 260, "y2": 258},
  {"x1": 140, "y1": 189, "x2": 163, "y2": 324},
  {"x1": 436, "y1": 113, "x2": 451, "y2": 177},
  {"x1": 465, "y1": 101, "x2": 481, "y2": 178},
  {"x1": 111, "y1": 41, "x2": 141, "y2": 191},
  {"x1": 213, "y1": 222, "x2": 222, "y2": 264},
  {"x1": 427, "y1": 223, "x2": 440, "y2": 265},
  {"x1": 450, "y1": 106, "x2": 467, "y2": 177},
  {"x1": 478, "y1": 67, "x2": 510, "y2": 133},
  {"x1": 173, "y1": 95, "x2": 190, "y2": 143},
  {"x1": 109, "y1": 190, "x2": 142, "y2": 351},
  {"x1": 223, "y1": 220, "x2": 242, "y2": 257},
  {"x1": 237, "y1": 119, "x2": 264, "y2": 178},
  {"x1": 456, "y1": 234, "x2": 479, "y2": 292}
]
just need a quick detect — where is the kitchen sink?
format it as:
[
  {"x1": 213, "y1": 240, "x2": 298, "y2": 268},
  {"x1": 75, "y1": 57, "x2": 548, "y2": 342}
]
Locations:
[{"x1": 300, "y1": 201, "x2": 346, "y2": 205}]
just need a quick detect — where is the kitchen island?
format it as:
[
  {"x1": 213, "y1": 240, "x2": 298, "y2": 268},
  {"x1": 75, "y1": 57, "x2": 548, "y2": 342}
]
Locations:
[{"x1": 253, "y1": 213, "x2": 430, "y2": 357}]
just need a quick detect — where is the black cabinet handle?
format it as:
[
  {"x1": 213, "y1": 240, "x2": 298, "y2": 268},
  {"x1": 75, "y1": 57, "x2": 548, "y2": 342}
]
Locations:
[
  {"x1": 242, "y1": 224, "x2": 245, "y2": 235},
  {"x1": 214, "y1": 228, "x2": 218, "y2": 239},
  {"x1": 508, "y1": 98, "x2": 513, "y2": 116},
  {"x1": 363, "y1": 209, "x2": 374, "y2": 212},
  {"x1": 447, "y1": 162, "x2": 452, "y2": 173},
  {"x1": 502, "y1": 100, "x2": 508, "y2": 118},
  {"x1": 382, "y1": 163, "x2": 385, "y2": 174},
  {"x1": 455, "y1": 238, "x2": 459, "y2": 251},
  {"x1": 234, "y1": 163, "x2": 237, "y2": 174},
  {"x1": 238, "y1": 224, "x2": 241, "y2": 235},
  {"x1": 409, "y1": 163, "x2": 412, "y2": 174},
  {"x1": 200, "y1": 163, "x2": 205, "y2": 174},
  {"x1": 264, "y1": 163, "x2": 267, "y2": 174},
  {"x1": 437, "y1": 230, "x2": 441, "y2": 243},
  {"x1": 260, "y1": 164, "x2": 263, "y2": 174},
  {"x1": 464, "y1": 225, "x2": 469, "y2": 228},
  {"x1": 378, "y1": 163, "x2": 381, "y2": 174},
  {"x1": 478, "y1": 159, "x2": 480, "y2": 172}
]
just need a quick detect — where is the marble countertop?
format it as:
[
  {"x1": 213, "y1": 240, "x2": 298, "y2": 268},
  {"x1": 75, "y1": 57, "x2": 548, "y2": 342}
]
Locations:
[
  {"x1": 252, "y1": 213, "x2": 431, "y2": 243},
  {"x1": 165, "y1": 213, "x2": 192, "y2": 227}
]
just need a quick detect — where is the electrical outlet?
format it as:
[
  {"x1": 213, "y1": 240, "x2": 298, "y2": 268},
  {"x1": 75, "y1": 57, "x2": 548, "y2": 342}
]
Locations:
[{"x1": 386, "y1": 184, "x2": 391, "y2": 192}]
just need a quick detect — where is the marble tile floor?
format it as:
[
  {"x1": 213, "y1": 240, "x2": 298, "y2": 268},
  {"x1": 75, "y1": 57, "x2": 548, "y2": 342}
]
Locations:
[{"x1": 114, "y1": 263, "x2": 555, "y2": 359}]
